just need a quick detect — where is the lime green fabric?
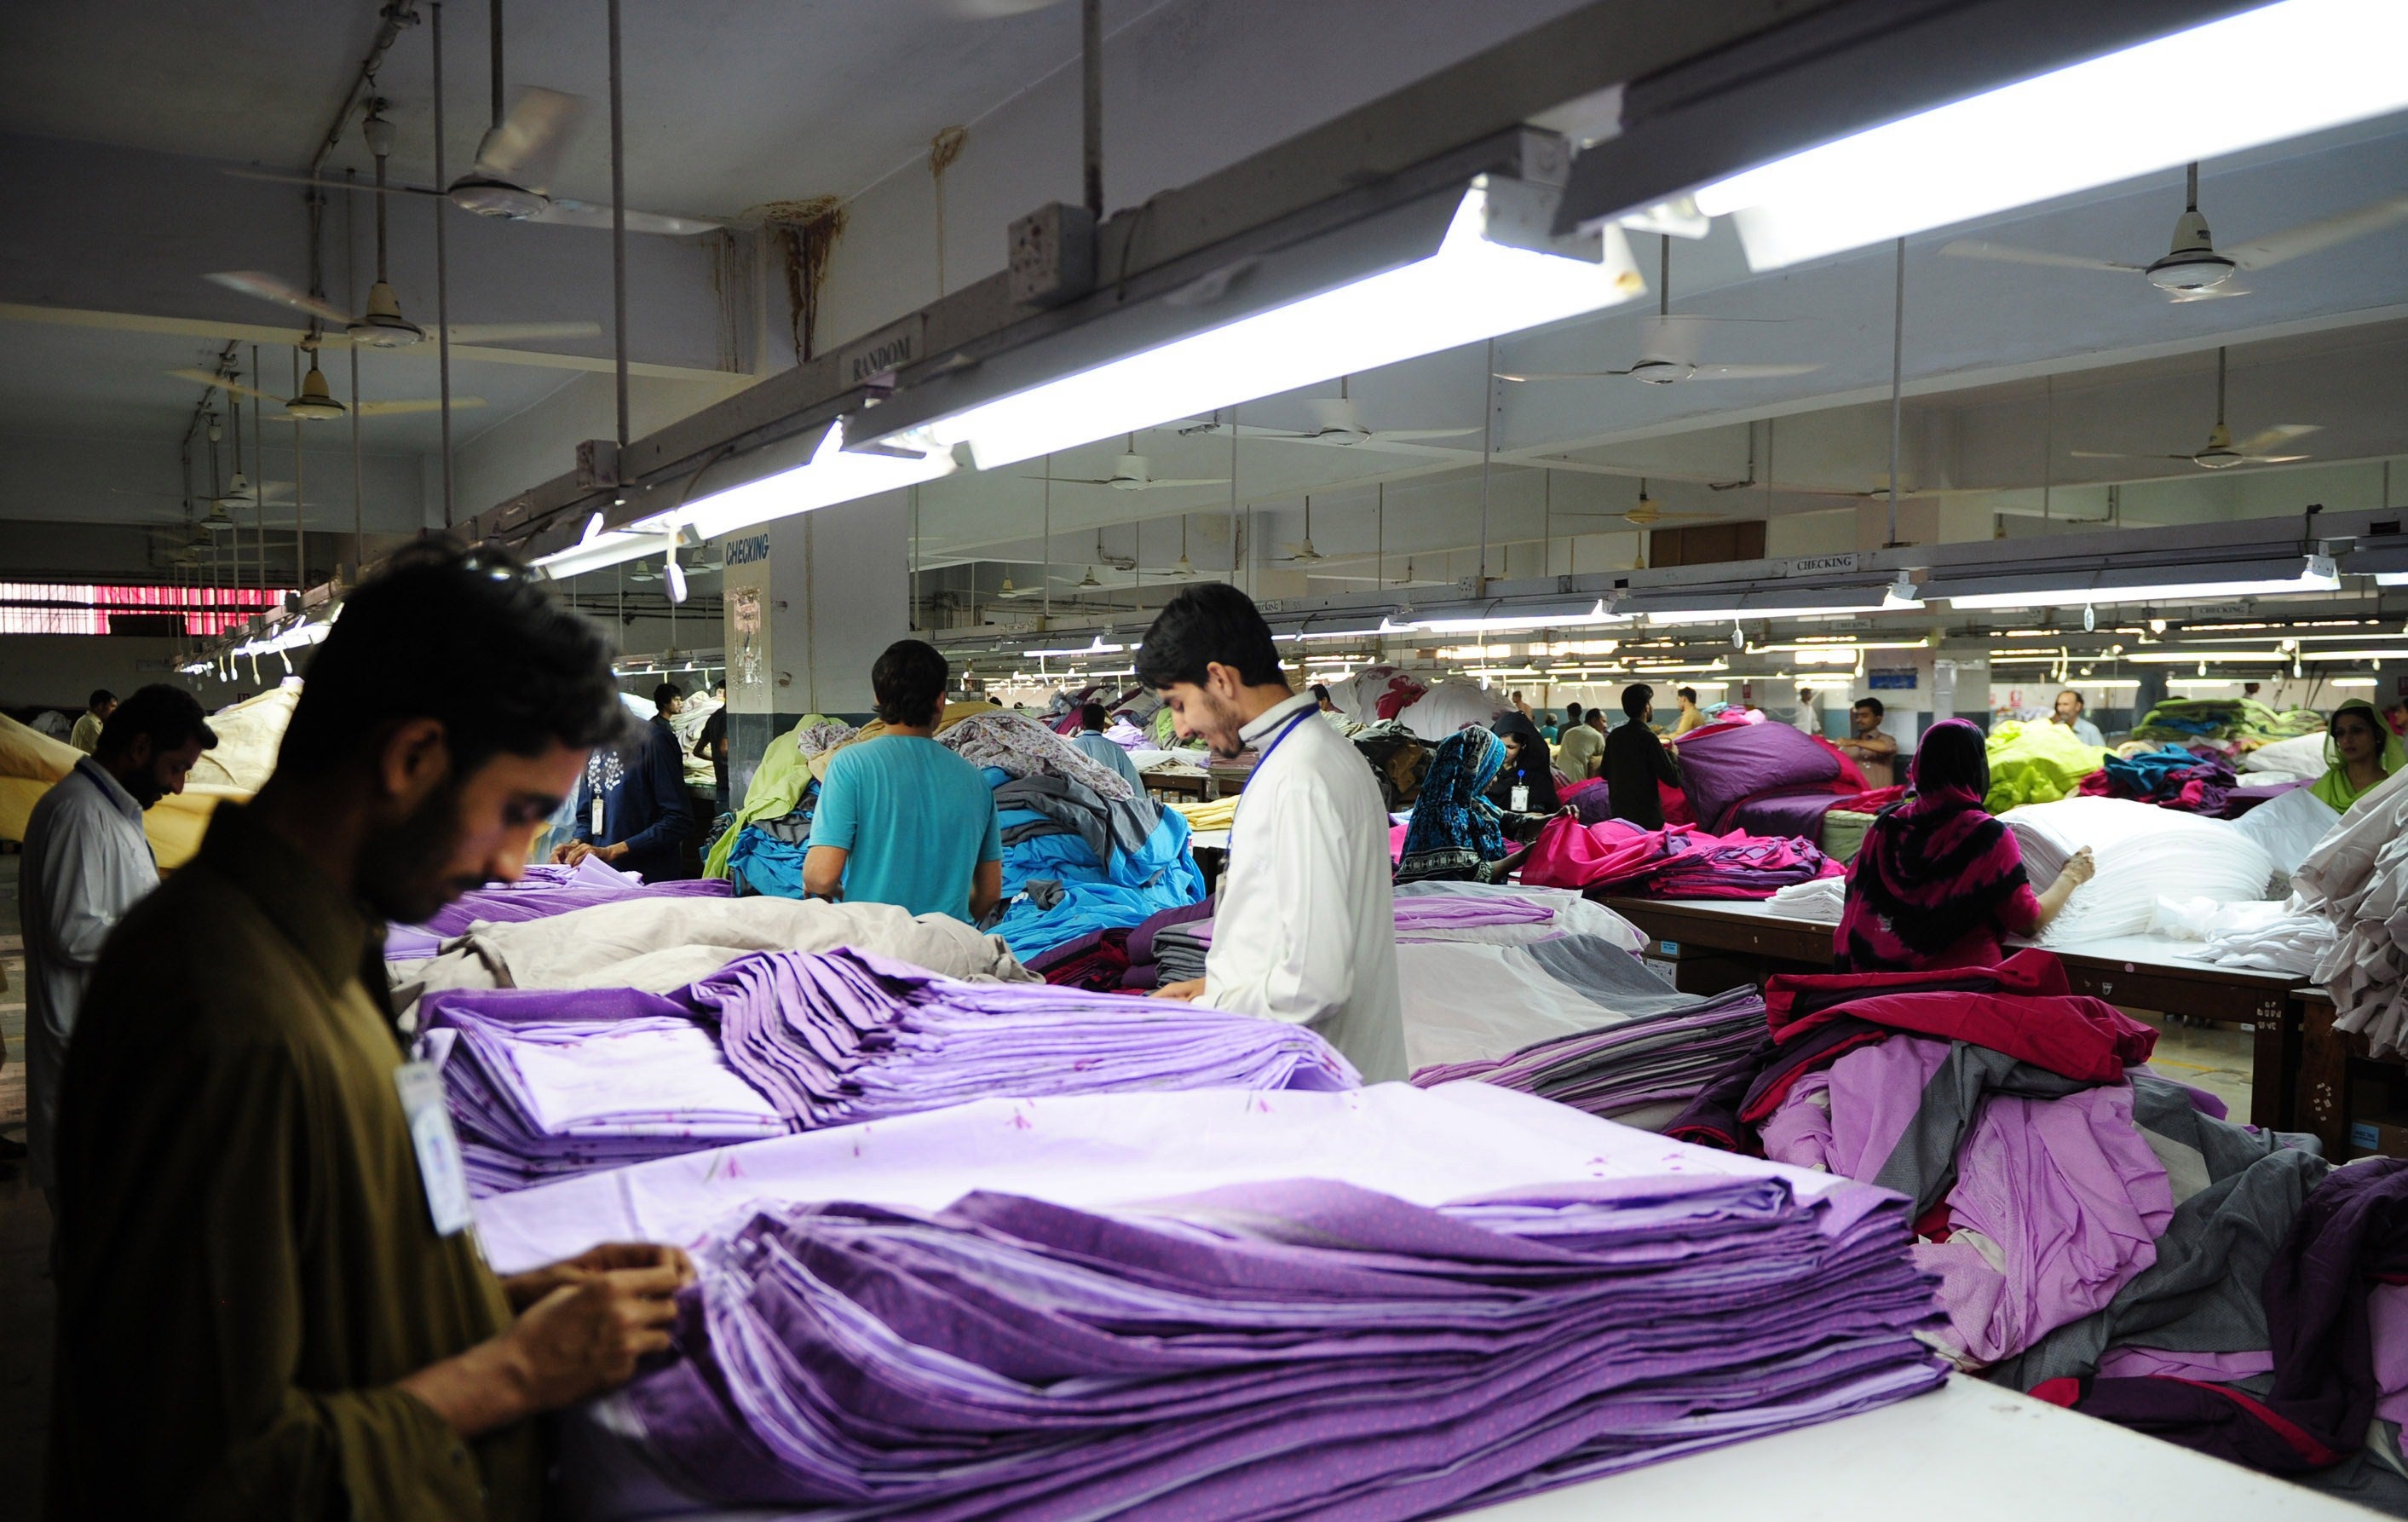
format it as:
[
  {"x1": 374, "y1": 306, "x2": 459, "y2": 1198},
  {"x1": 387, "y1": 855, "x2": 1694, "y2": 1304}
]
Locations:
[
  {"x1": 2308, "y1": 698, "x2": 2407, "y2": 813},
  {"x1": 703, "y1": 715, "x2": 833, "y2": 880},
  {"x1": 1985, "y1": 718, "x2": 2110, "y2": 813}
]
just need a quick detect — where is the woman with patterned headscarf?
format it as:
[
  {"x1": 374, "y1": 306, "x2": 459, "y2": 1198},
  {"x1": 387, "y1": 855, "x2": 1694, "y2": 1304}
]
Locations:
[
  {"x1": 1396, "y1": 728, "x2": 1562, "y2": 885},
  {"x1": 1835, "y1": 718, "x2": 2094, "y2": 971}
]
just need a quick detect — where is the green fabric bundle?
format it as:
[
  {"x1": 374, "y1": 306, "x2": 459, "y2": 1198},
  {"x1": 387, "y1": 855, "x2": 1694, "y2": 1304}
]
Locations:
[
  {"x1": 703, "y1": 715, "x2": 838, "y2": 880},
  {"x1": 1985, "y1": 718, "x2": 2111, "y2": 813}
]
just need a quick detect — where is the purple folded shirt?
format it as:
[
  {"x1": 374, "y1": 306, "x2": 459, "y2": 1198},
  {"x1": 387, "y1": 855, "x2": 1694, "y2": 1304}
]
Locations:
[{"x1": 385, "y1": 854, "x2": 732, "y2": 960}]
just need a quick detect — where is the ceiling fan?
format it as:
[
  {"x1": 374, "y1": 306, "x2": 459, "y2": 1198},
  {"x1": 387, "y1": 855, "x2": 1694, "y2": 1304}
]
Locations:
[
  {"x1": 1940, "y1": 163, "x2": 2408, "y2": 302},
  {"x1": 225, "y1": 0, "x2": 717, "y2": 239},
  {"x1": 2071, "y1": 347, "x2": 2317, "y2": 470},
  {"x1": 166, "y1": 359, "x2": 485, "y2": 421},
  {"x1": 1497, "y1": 238, "x2": 1822, "y2": 386},
  {"x1": 1276, "y1": 497, "x2": 1331, "y2": 564},
  {"x1": 210, "y1": 104, "x2": 606, "y2": 350},
  {"x1": 1040, "y1": 435, "x2": 1229, "y2": 491},
  {"x1": 1555, "y1": 479, "x2": 1726, "y2": 528},
  {"x1": 1188, "y1": 377, "x2": 1478, "y2": 448}
]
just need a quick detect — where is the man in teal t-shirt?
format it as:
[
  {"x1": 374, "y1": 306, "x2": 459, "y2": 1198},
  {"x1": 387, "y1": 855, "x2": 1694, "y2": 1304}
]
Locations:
[{"x1": 804, "y1": 641, "x2": 1003, "y2": 925}]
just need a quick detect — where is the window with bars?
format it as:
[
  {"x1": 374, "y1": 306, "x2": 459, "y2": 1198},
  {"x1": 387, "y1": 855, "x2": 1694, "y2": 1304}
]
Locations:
[{"x1": 0, "y1": 584, "x2": 292, "y2": 637}]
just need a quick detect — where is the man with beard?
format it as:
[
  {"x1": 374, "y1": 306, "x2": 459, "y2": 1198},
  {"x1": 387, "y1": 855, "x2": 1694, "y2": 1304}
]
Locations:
[
  {"x1": 20, "y1": 684, "x2": 215, "y2": 1203},
  {"x1": 1135, "y1": 583, "x2": 1403, "y2": 1082},
  {"x1": 47, "y1": 546, "x2": 694, "y2": 1521}
]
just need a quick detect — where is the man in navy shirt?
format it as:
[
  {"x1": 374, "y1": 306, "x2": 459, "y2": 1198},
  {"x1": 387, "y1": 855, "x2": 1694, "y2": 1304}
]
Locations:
[{"x1": 556, "y1": 681, "x2": 694, "y2": 881}]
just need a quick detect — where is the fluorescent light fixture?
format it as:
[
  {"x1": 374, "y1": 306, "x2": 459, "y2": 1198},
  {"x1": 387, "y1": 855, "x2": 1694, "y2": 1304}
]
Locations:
[
  {"x1": 2332, "y1": 677, "x2": 2378, "y2": 687},
  {"x1": 1023, "y1": 637, "x2": 1127, "y2": 657},
  {"x1": 878, "y1": 181, "x2": 1643, "y2": 470},
  {"x1": 1644, "y1": 601, "x2": 1890, "y2": 626},
  {"x1": 634, "y1": 419, "x2": 954, "y2": 541},
  {"x1": 2347, "y1": 542, "x2": 2408, "y2": 585},
  {"x1": 1382, "y1": 600, "x2": 1627, "y2": 637},
  {"x1": 1936, "y1": 556, "x2": 2341, "y2": 610},
  {"x1": 1693, "y1": 0, "x2": 2408, "y2": 270},
  {"x1": 531, "y1": 528, "x2": 661, "y2": 581}
]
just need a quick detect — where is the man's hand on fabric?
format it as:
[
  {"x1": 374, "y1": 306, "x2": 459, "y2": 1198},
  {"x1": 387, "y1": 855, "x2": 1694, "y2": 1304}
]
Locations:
[
  {"x1": 1150, "y1": 978, "x2": 1204, "y2": 1002},
  {"x1": 499, "y1": 1242, "x2": 695, "y2": 1312}
]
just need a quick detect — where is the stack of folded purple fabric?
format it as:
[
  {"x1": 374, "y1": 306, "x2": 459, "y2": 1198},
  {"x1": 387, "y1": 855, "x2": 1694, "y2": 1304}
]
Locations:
[
  {"x1": 693, "y1": 948, "x2": 1357, "y2": 1127},
  {"x1": 603, "y1": 1176, "x2": 1944, "y2": 1519},
  {"x1": 386, "y1": 854, "x2": 733, "y2": 959},
  {"x1": 1412, "y1": 987, "x2": 1769, "y2": 1117}
]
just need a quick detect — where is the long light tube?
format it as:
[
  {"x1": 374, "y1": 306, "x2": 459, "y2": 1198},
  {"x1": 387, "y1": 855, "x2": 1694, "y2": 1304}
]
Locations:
[
  {"x1": 1644, "y1": 601, "x2": 1892, "y2": 626},
  {"x1": 1938, "y1": 556, "x2": 2341, "y2": 610},
  {"x1": 1693, "y1": 0, "x2": 2408, "y2": 270},
  {"x1": 637, "y1": 419, "x2": 955, "y2": 541},
  {"x1": 1384, "y1": 600, "x2": 1627, "y2": 637},
  {"x1": 885, "y1": 183, "x2": 1643, "y2": 470}
]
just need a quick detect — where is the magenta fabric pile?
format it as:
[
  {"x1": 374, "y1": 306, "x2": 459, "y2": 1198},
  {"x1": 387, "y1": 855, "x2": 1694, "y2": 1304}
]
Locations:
[{"x1": 1518, "y1": 816, "x2": 1842, "y2": 899}]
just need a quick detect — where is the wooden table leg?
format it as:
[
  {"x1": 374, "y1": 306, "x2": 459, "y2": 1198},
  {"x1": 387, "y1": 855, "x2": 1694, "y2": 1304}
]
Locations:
[{"x1": 2296, "y1": 997, "x2": 2351, "y2": 1157}]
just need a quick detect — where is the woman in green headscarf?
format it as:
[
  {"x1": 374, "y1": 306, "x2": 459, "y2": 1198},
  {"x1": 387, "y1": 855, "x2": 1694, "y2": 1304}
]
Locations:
[{"x1": 2309, "y1": 697, "x2": 2407, "y2": 811}]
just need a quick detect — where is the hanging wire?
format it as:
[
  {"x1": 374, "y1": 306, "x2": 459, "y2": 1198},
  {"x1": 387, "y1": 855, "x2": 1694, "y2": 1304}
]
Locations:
[
  {"x1": 1887, "y1": 236, "x2": 1905, "y2": 546},
  {"x1": 431, "y1": 0, "x2": 456, "y2": 526}
]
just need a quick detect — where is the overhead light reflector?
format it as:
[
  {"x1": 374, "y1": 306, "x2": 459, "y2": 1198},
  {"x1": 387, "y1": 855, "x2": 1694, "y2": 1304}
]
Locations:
[
  {"x1": 1935, "y1": 555, "x2": 2340, "y2": 609},
  {"x1": 633, "y1": 419, "x2": 955, "y2": 542},
  {"x1": 1691, "y1": 0, "x2": 2408, "y2": 270},
  {"x1": 879, "y1": 180, "x2": 1643, "y2": 470}
]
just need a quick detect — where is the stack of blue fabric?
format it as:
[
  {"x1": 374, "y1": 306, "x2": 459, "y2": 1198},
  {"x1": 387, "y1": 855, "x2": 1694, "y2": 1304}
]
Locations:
[{"x1": 986, "y1": 767, "x2": 1205, "y2": 959}]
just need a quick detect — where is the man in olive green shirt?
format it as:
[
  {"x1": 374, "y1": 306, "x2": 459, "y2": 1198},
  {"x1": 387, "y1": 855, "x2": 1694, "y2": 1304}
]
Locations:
[{"x1": 49, "y1": 546, "x2": 691, "y2": 1521}]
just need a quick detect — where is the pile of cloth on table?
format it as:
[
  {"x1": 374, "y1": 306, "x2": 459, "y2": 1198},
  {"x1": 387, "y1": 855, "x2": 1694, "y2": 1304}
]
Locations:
[
  {"x1": 1985, "y1": 718, "x2": 2111, "y2": 811},
  {"x1": 2000, "y1": 796, "x2": 2275, "y2": 944},
  {"x1": 187, "y1": 682, "x2": 299, "y2": 792},
  {"x1": 2151, "y1": 896, "x2": 2337, "y2": 977},
  {"x1": 2300, "y1": 769, "x2": 2408, "y2": 1058},
  {"x1": 2239, "y1": 728, "x2": 2334, "y2": 785},
  {"x1": 1395, "y1": 677, "x2": 1503, "y2": 741},
  {"x1": 521, "y1": 1092, "x2": 1944, "y2": 1522},
  {"x1": 392, "y1": 892, "x2": 1031, "y2": 1013},
  {"x1": 1324, "y1": 663, "x2": 1431, "y2": 725},
  {"x1": 1671, "y1": 717, "x2": 1871, "y2": 834},
  {"x1": 702, "y1": 712, "x2": 858, "y2": 887},
  {"x1": 0, "y1": 710, "x2": 244, "y2": 870},
  {"x1": 2134, "y1": 697, "x2": 2327, "y2": 754},
  {"x1": 1168, "y1": 793, "x2": 1237, "y2": 832},
  {"x1": 385, "y1": 853, "x2": 732, "y2": 960},
  {"x1": 1351, "y1": 721, "x2": 1432, "y2": 809},
  {"x1": 2076, "y1": 743, "x2": 2238, "y2": 813},
  {"x1": 980, "y1": 716, "x2": 1207, "y2": 960},
  {"x1": 1519, "y1": 816, "x2": 1842, "y2": 900},
  {"x1": 418, "y1": 945, "x2": 1354, "y2": 1195},
  {"x1": 1667, "y1": 952, "x2": 2324, "y2": 1374}
]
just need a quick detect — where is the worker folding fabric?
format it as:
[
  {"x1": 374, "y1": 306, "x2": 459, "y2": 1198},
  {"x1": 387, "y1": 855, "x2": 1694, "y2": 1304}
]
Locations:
[
  {"x1": 573, "y1": 1175, "x2": 1943, "y2": 1520},
  {"x1": 1999, "y1": 797, "x2": 2276, "y2": 943}
]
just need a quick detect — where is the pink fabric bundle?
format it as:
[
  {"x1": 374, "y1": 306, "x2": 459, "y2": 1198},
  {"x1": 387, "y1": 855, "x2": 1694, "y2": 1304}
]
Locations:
[{"x1": 1518, "y1": 816, "x2": 1842, "y2": 899}]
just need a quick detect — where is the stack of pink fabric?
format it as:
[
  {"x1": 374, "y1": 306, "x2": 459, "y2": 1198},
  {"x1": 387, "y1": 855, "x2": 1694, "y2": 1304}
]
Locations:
[{"x1": 1518, "y1": 816, "x2": 1842, "y2": 899}]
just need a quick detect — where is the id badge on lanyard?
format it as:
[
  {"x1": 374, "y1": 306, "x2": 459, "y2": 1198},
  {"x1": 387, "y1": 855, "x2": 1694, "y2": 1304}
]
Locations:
[{"x1": 394, "y1": 1060, "x2": 475, "y2": 1237}]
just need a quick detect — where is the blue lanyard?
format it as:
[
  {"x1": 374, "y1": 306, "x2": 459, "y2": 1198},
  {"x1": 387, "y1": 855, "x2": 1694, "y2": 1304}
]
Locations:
[{"x1": 1221, "y1": 706, "x2": 1318, "y2": 882}]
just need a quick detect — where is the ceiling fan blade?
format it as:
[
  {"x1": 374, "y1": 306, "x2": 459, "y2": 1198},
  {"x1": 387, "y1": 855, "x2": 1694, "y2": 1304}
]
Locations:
[
  {"x1": 1368, "y1": 427, "x2": 1480, "y2": 441},
  {"x1": 2239, "y1": 453, "x2": 2313, "y2": 464},
  {"x1": 1493, "y1": 371, "x2": 1633, "y2": 383},
  {"x1": 2166, "y1": 282, "x2": 2251, "y2": 303},
  {"x1": 1627, "y1": 512, "x2": 1725, "y2": 524},
  {"x1": 1938, "y1": 239, "x2": 2146, "y2": 274},
  {"x1": 166, "y1": 366, "x2": 283, "y2": 403},
  {"x1": 204, "y1": 271, "x2": 352, "y2": 326},
  {"x1": 475, "y1": 86, "x2": 585, "y2": 188},
  {"x1": 354, "y1": 396, "x2": 489, "y2": 416},
  {"x1": 1134, "y1": 476, "x2": 1230, "y2": 488},
  {"x1": 2067, "y1": 449, "x2": 2192, "y2": 461},
  {"x1": 533, "y1": 198, "x2": 724, "y2": 237},
  {"x1": 2227, "y1": 193, "x2": 2408, "y2": 269},
  {"x1": 1690, "y1": 362, "x2": 1824, "y2": 380},
  {"x1": 2228, "y1": 424, "x2": 2320, "y2": 454},
  {"x1": 444, "y1": 320, "x2": 602, "y2": 344},
  {"x1": 222, "y1": 164, "x2": 446, "y2": 199}
]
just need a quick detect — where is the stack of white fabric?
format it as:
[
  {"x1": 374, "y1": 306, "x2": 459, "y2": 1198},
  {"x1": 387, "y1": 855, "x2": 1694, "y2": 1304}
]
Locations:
[
  {"x1": 2230, "y1": 785, "x2": 2342, "y2": 891},
  {"x1": 2002, "y1": 797, "x2": 2274, "y2": 945},
  {"x1": 2150, "y1": 896, "x2": 2336, "y2": 975},
  {"x1": 2296, "y1": 770, "x2": 2408, "y2": 1057},
  {"x1": 2239, "y1": 729, "x2": 2328, "y2": 779},
  {"x1": 1397, "y1": 678, "x2": 1506, "y2": 741},
  {"x1": 1767, "y1": 875, "x2": 1847, "y2": 923}
]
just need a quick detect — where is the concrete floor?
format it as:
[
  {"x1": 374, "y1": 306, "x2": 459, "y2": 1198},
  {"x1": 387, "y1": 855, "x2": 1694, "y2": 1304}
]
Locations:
[{"x1": 2133, "y1": 1010, "x2": 2258, "y2": 1119}]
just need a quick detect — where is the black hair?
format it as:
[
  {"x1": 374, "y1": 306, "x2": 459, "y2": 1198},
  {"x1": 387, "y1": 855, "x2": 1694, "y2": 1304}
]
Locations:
[
  {"x1": 1135, "y1": 582, "x2": 1284, "y2": 689},
  {"x1": 1620, "y1": 683, "x2": 1651, "y2": 720},
  {"x1": 1910, "y1": 717, "x2": 1989, "y2": 797},
  {"x1": 1309, "y1": 683, "x2": 1330, "y2": 704},
  {"x1": 95, "y1": 684, "x2": 216, "y2": 761},
  {"x1": 1854, "y1": 695, "x2": 1886, "y2": 719},
  {"x1": 1564, "y1": 702, "x2": 1583, "y2": 721},
  {"x1": 1677, "y1": 687, "x2": 1697, "y2": 704},
  {"x1": 871, "y1": 639, "x2": 949, "y2": 727},
  {"x1": 1078, "y1": 702, "x2": 1109, "y2": 732},
  {"x1": 279, "y1": 542, "x2": 625, "y2": 779},
  {"x1": 653, "y1": 681, "x2": 684, "y2": 712},
  {"x1": 87, "y1": 689, "x2": 115, "y2": 712}
]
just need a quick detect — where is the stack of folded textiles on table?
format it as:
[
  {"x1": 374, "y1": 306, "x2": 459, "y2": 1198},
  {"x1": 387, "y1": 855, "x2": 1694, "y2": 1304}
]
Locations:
[
  {"x1": 985, "y1": 758, "x2": 1206, "y2": 960},
  {"x1": 1412, "y1": 982, "x2": 1768, "y2": 1127},
  {"x1": 419, "y1": 946, "x2": 1354, "y2": 1195},
  {"x1": 385, "y1": 854, "x2": 731, "y2": 960},
  {"x1": 2077, "y1": 743, "x2": 2238, "y2": 813},
  {"x1": 1671, "y1": 718, "x2": 1868, "y2": 833},
  {"x1": 1168, "y1": 793, "x2": 1238, "y2": 832},
  {"x1": 2298, "y1": 770, "x2": 2408, "y2": 1058},
  {"x1": 1985, "y1": 718, "x2": 2110, "y2": 810},
  {"x1": 2134, "y1": 696, "x2": 2327, "y2": 752},
  {"x1": 1518, "y1": 816, "x2": 1841, "y2": 899},
  {"x1": 549, "y1": 1170, "x2": 1943, "y2": 1520},
  {"x1": 2001, "y1": 797, "x2": 2275, "y2": 944},
  {"x1": 2146, "y1": 896, "x2": 2336, "y2": 977},
  {"x1": 1021, "y1": 926, "x2": 1133, "y2": 990},
  {"x1": 1667, "y1": 952, "x2": 2330, "y2": 1381}
]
